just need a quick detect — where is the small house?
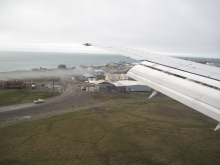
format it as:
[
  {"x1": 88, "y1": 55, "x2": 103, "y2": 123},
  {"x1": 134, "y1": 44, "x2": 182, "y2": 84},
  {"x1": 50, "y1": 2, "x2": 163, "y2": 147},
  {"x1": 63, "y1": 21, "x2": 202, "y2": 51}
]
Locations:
[
  {"x1": 40, "y1": 67, "x2": 47, "y2": 70},
  {"x1": 108, "y1": 62, "x2": 118, "y2": 67},
  {"x1": 82, "y1": 74, "x2": 97, "y2": 82},
  {"x1": 58, "y1": 64, "x2": 67, "y2": 69}
]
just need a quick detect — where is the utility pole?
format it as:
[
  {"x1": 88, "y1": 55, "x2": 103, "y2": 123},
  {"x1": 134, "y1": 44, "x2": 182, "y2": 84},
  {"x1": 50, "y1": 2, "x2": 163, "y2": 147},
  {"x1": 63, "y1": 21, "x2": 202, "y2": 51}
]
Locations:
[
  {"x1": 88, "y1": 79, "x2": 90, "y2": 96},
  {"x1": 53, "y1": 81, "x2": 54, "y2": 94}
]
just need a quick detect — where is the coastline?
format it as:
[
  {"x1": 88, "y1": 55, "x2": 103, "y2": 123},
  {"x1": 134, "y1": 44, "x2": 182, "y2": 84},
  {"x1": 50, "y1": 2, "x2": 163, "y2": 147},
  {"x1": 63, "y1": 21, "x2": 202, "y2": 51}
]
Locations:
[{"x1": 0, "y1": 51, "x2": 138, "y2": 72}]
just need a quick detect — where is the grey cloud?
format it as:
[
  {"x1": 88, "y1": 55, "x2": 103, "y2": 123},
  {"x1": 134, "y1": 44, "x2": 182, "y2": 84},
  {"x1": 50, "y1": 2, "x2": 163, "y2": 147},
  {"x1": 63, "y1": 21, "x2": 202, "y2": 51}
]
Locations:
[{"x1": 0, "y1": 0, "x2": 219, "y2": 57}]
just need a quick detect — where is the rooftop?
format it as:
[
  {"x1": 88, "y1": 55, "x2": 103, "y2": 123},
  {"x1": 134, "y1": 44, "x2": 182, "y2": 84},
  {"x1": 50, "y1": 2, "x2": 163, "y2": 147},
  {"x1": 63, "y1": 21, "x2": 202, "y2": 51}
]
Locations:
[
  {"x1": 83, "y1": 73, "x2": 94, "y2": 77},
  {"x1": 113, "y1": 80, "x2": 145, "y2": 86},
  {"x1": 92, "y1": 80, "x2": 105, "y2": 84},
  {"x1": 0, "y1": 78, "x2": 10, "y2": 81}
]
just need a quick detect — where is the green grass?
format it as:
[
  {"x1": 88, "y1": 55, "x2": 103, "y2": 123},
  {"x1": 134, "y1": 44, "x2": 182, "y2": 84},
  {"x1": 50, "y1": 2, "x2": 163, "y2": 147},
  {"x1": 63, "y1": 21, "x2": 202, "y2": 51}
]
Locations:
[
  {"x1": 0, "y1": 101, "x2": 220, "y2": 164},
  {"x1": 0, "y1": 87, "x2": 59, "y2": 106},
  {"x1": 91, "y1": 92, "x2": 150, "y2": 101},
  {"x1": 90, "y1": 92, "x2": 171, "y2": 102}
]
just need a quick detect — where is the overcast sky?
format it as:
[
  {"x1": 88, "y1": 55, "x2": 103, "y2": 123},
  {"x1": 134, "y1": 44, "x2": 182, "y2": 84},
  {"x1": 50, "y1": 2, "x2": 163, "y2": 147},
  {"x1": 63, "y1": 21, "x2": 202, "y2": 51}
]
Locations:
[{"x1": 0, "y1": 0, "x2": 219, "y2": 57}]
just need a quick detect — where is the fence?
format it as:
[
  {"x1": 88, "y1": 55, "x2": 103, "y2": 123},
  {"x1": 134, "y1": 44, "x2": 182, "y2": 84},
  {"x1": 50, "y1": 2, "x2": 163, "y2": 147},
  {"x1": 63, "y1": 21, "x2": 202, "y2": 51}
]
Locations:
[{"x1": 0, "y1": 96, "x2": 173, "y2": 128}]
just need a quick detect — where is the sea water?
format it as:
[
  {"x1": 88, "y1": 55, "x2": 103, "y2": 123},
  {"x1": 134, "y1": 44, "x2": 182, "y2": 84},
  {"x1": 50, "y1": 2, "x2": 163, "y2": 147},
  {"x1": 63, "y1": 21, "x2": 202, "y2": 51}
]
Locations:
[
  {"x1": 1, "y1": 51, "x2": 217, "y2": 73},
  {"x1": 0, "y1": 51, "x2": 139, "y2": 72}
]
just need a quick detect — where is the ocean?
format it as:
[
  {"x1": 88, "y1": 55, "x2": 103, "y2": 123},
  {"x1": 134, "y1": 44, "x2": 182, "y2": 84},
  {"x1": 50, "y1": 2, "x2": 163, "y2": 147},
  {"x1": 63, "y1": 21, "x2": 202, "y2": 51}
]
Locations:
[
  {"x1": 1, "y1": 51, "x2": 218, "y2": 73},
  {"x1": 0, "y1": 51, "x2": 139, "y2": 72}
]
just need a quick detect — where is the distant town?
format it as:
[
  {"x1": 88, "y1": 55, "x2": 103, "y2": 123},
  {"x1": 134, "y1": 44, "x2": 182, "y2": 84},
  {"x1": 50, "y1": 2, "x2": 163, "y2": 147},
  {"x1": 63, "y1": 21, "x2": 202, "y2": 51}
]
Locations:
[
  {"x1": 184, "y1": 58, "x2": 220, "y2": 68},
  {"x1": 1, "y1": 57, "x2": 220, "y2": 92},
  {"x1": 0, "y1": 61, "x2": 150, "y2": 93}
]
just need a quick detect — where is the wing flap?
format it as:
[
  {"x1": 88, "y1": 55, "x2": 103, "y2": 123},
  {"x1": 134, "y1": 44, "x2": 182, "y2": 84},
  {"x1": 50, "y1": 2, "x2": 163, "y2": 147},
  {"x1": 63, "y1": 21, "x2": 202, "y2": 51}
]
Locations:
[
  {"x1": 129, "y1": 65, "x2": 220, "y2": 110},
  {"x1": 141, "y1": 61, "x2": 220, "y2": 88},
  {"x1": 210, "y1": 74, "x2": 220, "y2": 80}
]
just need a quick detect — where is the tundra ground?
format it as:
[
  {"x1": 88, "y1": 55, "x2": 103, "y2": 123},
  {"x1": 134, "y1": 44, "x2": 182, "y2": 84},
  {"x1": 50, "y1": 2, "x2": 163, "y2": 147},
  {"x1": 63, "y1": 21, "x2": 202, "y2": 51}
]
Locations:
[{"x1": 0, "y1": 101, "x2": 219, "y2": 165}]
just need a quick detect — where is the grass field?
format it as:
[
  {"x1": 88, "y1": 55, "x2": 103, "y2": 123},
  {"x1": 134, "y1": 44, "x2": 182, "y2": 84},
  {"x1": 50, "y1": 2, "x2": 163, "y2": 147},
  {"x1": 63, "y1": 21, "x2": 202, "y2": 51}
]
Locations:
[
  {"x1": 90, "y1": 92, "x2": 153, "y2": 102},
  {"x1": 0, "y1": 87, "x2": 59, "y2": 106},
  {"x1": 0, "y1": 101, "x2": 219, "y2": 165}
]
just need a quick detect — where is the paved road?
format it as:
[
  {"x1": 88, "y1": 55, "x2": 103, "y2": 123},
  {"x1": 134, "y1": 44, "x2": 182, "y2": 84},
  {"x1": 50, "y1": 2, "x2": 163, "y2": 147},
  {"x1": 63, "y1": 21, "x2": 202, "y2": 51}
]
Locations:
[{"x1": 0, "y1": 72, "x2": 96, "y2": 122}]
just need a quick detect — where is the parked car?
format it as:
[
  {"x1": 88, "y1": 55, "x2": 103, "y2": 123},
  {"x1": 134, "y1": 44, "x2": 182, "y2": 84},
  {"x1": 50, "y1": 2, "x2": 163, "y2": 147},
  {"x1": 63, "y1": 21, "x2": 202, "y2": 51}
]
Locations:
[{"x1": 34, "y1": 98, "x2": 44, "y2": 104}]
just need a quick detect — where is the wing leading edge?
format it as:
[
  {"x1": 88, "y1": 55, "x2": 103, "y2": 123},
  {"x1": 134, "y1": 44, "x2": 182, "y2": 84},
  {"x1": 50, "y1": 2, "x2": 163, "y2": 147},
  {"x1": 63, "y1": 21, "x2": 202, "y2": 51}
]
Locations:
[{"x1": 83, "y1": 43, "x2": 220, "y2": 131}]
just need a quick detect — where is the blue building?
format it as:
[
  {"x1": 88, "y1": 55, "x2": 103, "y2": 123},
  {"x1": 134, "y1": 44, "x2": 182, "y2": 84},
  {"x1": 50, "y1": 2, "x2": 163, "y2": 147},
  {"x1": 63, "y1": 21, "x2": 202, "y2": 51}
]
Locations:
[{"x1": 58, "y1": 64, "x2": 67, "y2": 69}]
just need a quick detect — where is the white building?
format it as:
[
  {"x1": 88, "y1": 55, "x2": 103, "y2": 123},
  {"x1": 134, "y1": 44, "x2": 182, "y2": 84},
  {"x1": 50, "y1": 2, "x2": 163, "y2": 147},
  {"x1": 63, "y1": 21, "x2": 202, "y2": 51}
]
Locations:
[
  {"x1": 112, "y1": 80, "x2": 151, "y2": 92},
  {"x1": 83, "y1": 74, "x2": 97, "y2": 82},
  {"x1": 94, "y1": 70, "x2": 105, "y2": 76},
  {"x1": 105, "y1": 73, "x2": 128, "y2": 82},
  {"x1": 40, "y1": 67, "x2": 47, "y2": 70}
]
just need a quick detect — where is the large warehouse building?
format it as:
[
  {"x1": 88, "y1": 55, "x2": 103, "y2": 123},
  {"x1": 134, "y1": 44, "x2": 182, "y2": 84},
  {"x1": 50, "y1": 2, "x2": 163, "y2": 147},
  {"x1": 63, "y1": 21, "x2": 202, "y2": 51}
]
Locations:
[{"x1": 112, "y1": 80, "x2": 151, "y2": 92}]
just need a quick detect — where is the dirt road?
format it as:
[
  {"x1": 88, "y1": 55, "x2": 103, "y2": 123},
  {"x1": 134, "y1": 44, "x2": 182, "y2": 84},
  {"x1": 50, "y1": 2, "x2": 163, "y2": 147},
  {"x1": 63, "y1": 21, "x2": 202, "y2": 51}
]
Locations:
[{"x1": 0, "y1": 71, "x2": 98, "y2": 122}]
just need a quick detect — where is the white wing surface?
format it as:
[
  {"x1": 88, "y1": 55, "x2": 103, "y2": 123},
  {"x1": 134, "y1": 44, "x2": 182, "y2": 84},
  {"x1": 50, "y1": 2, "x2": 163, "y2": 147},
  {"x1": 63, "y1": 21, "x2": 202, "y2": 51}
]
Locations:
[{"x1": 83, "y1": 43, "x2": 220, "y2": 131}]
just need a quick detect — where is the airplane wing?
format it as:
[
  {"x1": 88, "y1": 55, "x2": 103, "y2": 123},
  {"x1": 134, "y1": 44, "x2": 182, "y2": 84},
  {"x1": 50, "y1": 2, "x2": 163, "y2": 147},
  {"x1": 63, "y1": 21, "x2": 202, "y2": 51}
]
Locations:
[{"x1": 83, "y1": 43, "x2": 220, "y2": 131}]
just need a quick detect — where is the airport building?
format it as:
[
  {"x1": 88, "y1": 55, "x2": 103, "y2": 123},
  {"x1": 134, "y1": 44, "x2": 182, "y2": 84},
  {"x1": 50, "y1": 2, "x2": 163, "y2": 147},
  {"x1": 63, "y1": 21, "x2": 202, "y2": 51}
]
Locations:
[{"x1": 111, "y1": 80, "x2": 151, "y2": 92}]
